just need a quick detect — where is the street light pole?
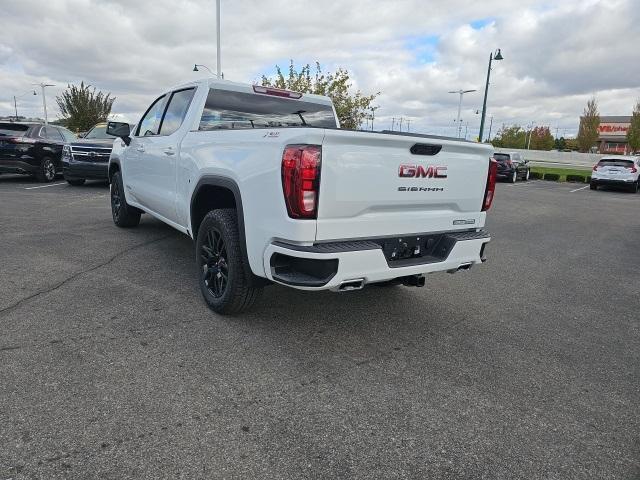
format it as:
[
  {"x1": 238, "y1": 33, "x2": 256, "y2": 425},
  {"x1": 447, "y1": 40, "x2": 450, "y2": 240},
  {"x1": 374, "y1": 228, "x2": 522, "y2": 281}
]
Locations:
[
  {"x1": 448, "y1": 89, "x2": 476, "y2": 138},
  {"x1": 216, "y1": 0, "x2": 222, "y2": 79},
  {"x1": 478, "y1": 48, "x2": 503, "y2": 142},
  {"x1": 13, "y1": 90, "x2": 38, "y2": 121}
]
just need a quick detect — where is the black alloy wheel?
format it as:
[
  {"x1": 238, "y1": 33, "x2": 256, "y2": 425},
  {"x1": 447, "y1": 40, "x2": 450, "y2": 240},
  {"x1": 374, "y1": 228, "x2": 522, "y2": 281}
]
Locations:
[{"x1": 200, "y1": 228, "x2": 229, "y2": 298}]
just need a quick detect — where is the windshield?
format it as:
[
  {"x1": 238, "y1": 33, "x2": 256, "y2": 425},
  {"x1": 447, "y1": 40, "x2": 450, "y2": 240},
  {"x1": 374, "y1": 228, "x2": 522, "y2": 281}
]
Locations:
[
  {"x1": 199, "y1": 89, "x2": 338, "y2": 130},
  {"x1": 493, "y1": 153, "x2": 511, "y2": 161},
  {"x1": 84, "y1": 124, "x2": 115, "y2": 139},
  {"x1": 598, "y1": 159, "x2": 634, "y2": 167},
  {"x1": 0, "y1": 123, "x2": 29, "y2": 137}
]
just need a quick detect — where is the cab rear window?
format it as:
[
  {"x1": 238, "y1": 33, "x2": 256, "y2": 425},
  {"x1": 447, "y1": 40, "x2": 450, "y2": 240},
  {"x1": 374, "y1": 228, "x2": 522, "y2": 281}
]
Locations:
[
  {"x1": 199, "y1": 89, "x2": 337, "y2": 130},
  {"x1": 493, "y1": 153, "x2": 510, "y2": 161}
]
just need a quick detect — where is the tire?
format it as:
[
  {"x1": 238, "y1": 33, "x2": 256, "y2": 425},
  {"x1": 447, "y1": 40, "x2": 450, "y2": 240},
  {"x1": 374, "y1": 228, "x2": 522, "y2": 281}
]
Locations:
[
  {"x1": 630, "y1": 181, "x2": 639, "y2": 193},
  {"x1": 36, "y1": 157, "x2": 56, "y2": 182},
  {"x1": 66, "y1": 177, "x2": 85, "y2": 186},
  {"x1": 110, "y1": 171, "x2": 141, "y2": 228},
  {"x1": 196, "y1": 209, "x2": 262, "y2": 315},
  {"x1": 510, "y1": 170, "x2": 517, "y2": 183},
  {"x1": 524, "y1": 169, "x2": 530, "y2": 181},
  {"x1": 590, "y1": 182, "x2": 597, "y2": 190}
]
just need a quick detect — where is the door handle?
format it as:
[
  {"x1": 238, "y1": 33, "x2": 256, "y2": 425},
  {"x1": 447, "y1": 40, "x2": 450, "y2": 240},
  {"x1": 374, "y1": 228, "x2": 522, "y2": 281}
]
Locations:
[
  {"x1": 163, "y1": 147, "x2": 175, "y2": 156},
  {"x1": 135, "y1": 145, "x2": 145, "y2": 153}
]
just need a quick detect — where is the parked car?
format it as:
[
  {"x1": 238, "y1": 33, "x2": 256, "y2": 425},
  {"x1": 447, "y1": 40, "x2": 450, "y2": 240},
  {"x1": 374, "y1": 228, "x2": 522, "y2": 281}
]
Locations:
[
  {"x1": 62, "y1": 122, "x2": 132, "y2": 186},
  {"x1": 590, "y1": 156, "x2": 640, "y2": 192},
  {"x1": 0, "y1": 122, "x2": 77, "y2": 182},
  {"x1": 494, "y1": 152, "x2": 530, "y2": 182},
  {"x1": 107, "y1": 78, "x2": 496, "y2": 314}
]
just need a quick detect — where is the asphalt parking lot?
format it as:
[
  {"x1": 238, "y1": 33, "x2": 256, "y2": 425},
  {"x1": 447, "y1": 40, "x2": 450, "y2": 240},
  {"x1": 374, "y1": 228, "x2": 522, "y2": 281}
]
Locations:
[{"x1": 0, "y1": 175, "x2": 638, "y2": 479}]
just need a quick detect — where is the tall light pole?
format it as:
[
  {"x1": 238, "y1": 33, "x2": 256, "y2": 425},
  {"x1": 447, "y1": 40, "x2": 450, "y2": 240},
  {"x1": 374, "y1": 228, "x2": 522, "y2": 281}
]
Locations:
[
  {"x1": 34, "y1": 83, "x2": 55, "y2": 125},
  {"x1": 448, "y1": 89, "x2": 476, "y2": 138},
  {"x1": 216, "y1": 0, "x2": 222, "y2": 78},
  {"x1": 13, "y1": 90, "x2": 37, "y2": 120},
  {"x1": 478, "y1": 48, "x2": 503, "y2": 143}
]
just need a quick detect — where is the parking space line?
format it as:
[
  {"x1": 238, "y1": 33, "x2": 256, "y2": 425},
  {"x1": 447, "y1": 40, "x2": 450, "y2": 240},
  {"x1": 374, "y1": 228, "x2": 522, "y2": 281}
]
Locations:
[
  {"x1": 508, "y1": 180, "x2": 539, "y2": 186},
  {"x1": 570, "y1": 185, "x2": 590, "y2": 193},
  {"x1": 24, "y1": 182, "x2": 67, "y2": 190}
]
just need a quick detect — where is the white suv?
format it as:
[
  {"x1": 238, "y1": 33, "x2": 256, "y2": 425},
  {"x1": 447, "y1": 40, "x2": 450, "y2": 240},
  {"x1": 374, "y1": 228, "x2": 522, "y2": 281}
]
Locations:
[{"x1": 591, "y1": 156, "x2": 640, "y2": 192}]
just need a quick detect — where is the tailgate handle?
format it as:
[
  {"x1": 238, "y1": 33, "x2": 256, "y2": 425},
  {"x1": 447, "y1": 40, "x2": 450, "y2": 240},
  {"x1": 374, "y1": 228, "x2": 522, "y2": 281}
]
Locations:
[{"x1": 410, "y1": 143, "x2": 442, "y2": 156}]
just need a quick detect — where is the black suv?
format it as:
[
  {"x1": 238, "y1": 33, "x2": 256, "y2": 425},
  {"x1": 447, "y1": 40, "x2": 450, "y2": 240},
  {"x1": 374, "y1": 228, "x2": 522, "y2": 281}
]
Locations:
[
  {"x1": 494, "y1": 152, "x2": 530, "y2": 182},
  {"x1": 62, "y1": 122, "x2": 121, "y2": 186},
  {"x1": 0, "y1": 122, "x2": 77, "y2": 182}
]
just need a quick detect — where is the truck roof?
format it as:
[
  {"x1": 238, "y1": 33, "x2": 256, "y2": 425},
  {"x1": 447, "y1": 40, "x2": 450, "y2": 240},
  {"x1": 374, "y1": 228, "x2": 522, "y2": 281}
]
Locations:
[{"x1": 169, "y1": 77, "x2": 334, "y2": 107}]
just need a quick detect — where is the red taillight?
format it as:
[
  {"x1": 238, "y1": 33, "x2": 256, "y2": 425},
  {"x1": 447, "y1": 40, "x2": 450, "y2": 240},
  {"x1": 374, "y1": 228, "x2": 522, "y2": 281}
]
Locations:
[
  {"x1": 253, "y1": 85, "x2": 303, "y2": 99},
  {"x1": 628, "y1": 165, "x2": 637, "y2": 173},
  {"x1": 593, "y1": 164, "x2": 598, "y2": 171},
  {"x1": 482, "y1": 158, "x2": 498, "y2": 211},
  {"x1": 282, "y1": 145, "x2": 321, "y2": 219}
]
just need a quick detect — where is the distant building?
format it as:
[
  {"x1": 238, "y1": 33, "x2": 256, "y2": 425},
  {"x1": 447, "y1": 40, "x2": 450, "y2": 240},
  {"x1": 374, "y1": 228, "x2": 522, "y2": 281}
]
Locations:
[{"x1": 594, "y1": 116, "x2": 631, "y2": 154}]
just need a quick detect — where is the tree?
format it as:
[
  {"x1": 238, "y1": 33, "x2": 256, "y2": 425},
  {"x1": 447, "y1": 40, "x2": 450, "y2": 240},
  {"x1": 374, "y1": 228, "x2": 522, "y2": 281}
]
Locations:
[
  {"x1": 529, "y1": 126, "x2": 554, "y2": 150},
  {"x1": 491, "y1": 124, "x2": 526, "y2": 148},
  {"x1": 554, "y1": 137, "x2": 567, "y2": 151},
  {"x1": 56, "y1": 82, "x2": 115, "y2": 132},
  {"x1": 577, "y1": 97, "x2": 600, "y2": 152},
  {"x1": 627, "y1": 99, "x2": 640, "y2": 153},
  {"x1": 261, "y1": 61, "x2": 379, "y2": 130}
]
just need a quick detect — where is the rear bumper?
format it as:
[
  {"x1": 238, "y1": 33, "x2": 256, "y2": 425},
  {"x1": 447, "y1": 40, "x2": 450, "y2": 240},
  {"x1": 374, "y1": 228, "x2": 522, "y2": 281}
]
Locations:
[
  {"x1": 591, "y1": 177, "x2": 636, "y2": 185},
  {"x1": 63, "y1": 161, "x2": 108, "y2": 180},
  {"x1": 263, "y1": 230, "x2": 490, "y2": 290}
]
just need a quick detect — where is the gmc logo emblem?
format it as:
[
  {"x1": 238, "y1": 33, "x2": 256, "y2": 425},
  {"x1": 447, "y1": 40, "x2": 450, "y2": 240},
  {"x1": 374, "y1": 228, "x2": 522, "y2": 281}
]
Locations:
[{"x1": 398, "y1": 164, "x2": 448, "y2": 178}]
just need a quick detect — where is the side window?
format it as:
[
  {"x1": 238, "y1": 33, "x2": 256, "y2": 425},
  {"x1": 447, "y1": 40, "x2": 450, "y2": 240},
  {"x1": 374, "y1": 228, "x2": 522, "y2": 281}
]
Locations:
[
  {"x1": 159, "y1": 88, "x2": 196, "y2": 136},
  {"x1": 57, "y1": 127, "x2": 77, "y2": 142},
  {"x1": 43, "y1": 126, "x2": 63, "y2": 141},
  {"x1": 136, "y1": 95, "x2": 167, "y2": 137}
]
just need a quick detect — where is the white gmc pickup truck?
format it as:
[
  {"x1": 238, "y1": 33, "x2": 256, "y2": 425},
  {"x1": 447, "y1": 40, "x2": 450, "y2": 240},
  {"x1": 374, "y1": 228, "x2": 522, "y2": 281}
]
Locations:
[{"x1": 107, "y1": 78, "x2": 497, "y2": 314}]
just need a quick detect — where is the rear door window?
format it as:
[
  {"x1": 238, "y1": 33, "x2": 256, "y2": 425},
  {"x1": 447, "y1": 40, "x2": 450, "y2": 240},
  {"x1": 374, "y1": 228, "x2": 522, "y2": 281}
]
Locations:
[
  {"x1": 57, "y1": 127, "x2": 77, "y2": 142},
  {"x1": 43, "y1": 126, "x2": 64, "y2": 141},
  {"x1": 159, "y1": 88, "x2": 196, "y2": 136}
]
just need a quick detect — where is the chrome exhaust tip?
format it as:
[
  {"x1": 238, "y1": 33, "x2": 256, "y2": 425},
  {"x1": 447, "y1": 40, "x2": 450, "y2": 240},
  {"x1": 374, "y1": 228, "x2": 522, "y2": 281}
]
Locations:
[{"x1": 338, "y1": 279, "x2": 365, "y2": 292}]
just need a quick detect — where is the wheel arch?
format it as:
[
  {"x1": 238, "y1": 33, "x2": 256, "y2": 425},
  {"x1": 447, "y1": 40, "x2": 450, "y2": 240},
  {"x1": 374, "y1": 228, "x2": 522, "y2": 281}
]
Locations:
[
  {"x1": 108, "y1": 160, "x2": 121, "y2": 183},
  {"x1": 190, "y1": 176, "x2": 248, "y2": 260}
]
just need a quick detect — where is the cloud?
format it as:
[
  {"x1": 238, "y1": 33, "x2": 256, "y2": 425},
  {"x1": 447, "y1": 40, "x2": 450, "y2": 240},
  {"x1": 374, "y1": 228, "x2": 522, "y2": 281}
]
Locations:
[{"x1": 1, "y1": 0, "x2": 638, "y2": 138}]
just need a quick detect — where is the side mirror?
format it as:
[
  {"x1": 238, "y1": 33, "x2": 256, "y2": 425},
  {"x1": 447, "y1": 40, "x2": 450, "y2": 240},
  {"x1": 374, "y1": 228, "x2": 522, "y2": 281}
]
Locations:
[{"x1": 107, "y1": 121, "x2": 131, "y2": 146}]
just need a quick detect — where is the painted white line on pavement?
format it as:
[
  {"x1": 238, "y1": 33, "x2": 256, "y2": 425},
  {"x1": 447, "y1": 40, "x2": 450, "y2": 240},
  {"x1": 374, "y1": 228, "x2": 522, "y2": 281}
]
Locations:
[
  {"x1": 25, "y1": 182, "x2": 67, "y2": 190},
  {"x1": 570, "y1": 185, "x2": 590, "y2": 193},
  {"x1": 508, "y1": 180, "x2": 539, "y2": 186}
]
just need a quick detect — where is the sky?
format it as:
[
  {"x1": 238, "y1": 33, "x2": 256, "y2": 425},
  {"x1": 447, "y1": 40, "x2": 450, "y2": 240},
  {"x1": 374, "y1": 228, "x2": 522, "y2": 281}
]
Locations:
[{"x1": 1, "y1": 0, "x2": 639, "y2": 139}]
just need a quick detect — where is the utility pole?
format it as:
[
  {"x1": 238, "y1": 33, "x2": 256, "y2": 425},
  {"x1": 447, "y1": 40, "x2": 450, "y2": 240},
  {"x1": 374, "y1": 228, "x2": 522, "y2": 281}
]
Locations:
[
  {"x1": 34, "y1": 83, "x2": 55, "y2": 125},
  {"x1": 216, "y1": 0, "x2": 222, "y2": 78},
  {"x1": 399, "y1": 117, "x2": 404, "y2": 132},
  {"x1": 391, "y1": 117, "x2": 395, "y2": 131},
  {"x1": 448, "y1": 89, "x2": 476, "y2": 138},
  {"x1": 406, "y1": 119, "x2": 411, "y2": 133},
  {"x1": 13, "y1": 96, "x2": 18, "y2": 120},
  {"x1": 487, "y1": 115, "x2": 494, "y2": 142}
]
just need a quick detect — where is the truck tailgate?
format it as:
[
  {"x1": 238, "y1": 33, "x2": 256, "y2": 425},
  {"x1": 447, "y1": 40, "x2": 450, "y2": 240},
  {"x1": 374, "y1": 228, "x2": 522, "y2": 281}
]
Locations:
[{"x1": 316, "y1": 130, "x2": 493, "y2": 241}]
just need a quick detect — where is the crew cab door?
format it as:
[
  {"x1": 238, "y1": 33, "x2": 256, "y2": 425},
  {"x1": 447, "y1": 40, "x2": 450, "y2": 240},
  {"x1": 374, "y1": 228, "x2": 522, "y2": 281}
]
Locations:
[{"x1": 126, "y1": 88, "x2": 196, "y2": 223}]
